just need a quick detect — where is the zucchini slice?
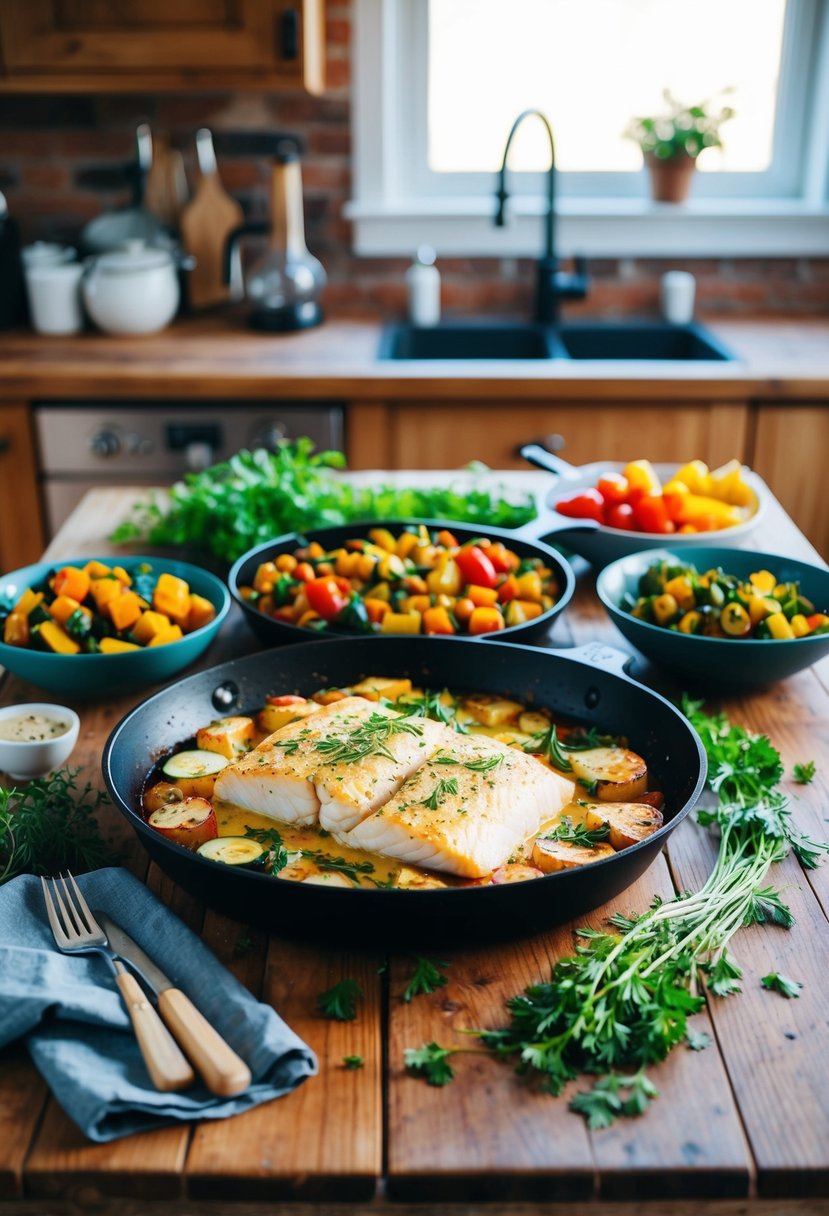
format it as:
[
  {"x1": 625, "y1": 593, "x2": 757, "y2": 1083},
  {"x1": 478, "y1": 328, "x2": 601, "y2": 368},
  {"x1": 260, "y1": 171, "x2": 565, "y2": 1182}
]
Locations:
[
  {"x1": 197, "y1": 836, "x2": 266, "y2": 867},
  {"x1": 583, "y1": 801, "x2": 664, "y2": 850},
  {"x1": 162, "y1": 749, "x2": 229, "y2": 779},
  {"x1": 568, "y1": 747, "x2": 648, "y2": 802}
]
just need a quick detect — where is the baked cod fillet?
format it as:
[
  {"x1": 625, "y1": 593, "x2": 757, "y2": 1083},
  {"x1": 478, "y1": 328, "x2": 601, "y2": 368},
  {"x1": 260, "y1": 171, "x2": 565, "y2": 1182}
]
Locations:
[
  {"x1": 341, "y1": 733, "x2": 575, "y2": 878},
  {"x1": 212, "y1": 696, "x2": 443, "y2": 831}
]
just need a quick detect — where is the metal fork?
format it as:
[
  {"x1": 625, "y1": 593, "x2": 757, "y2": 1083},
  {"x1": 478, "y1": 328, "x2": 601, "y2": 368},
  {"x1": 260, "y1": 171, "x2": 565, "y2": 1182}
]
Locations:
[{"x1": 41, "y1": 873, "x2": 195, "y2": 1092}]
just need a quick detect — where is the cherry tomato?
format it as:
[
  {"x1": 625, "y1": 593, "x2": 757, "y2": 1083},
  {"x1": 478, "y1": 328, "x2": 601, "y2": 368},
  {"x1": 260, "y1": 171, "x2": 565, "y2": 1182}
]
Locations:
[
  {"x1": 596, "y1": 472, "x2": 629, "y2": 505},
  {"x1": 555, "y1": 488, "x2": 605, "y2": 523},
  {"x1": 632, "y1": 496, "x2": 676, "y2": 534},
  {"x1": 455, "y1": 545, "x2": 498, "y2": 589},
  {"x1": 267, "y1": 694, "x2": 306, "y2": 706},
  {"x1": 639, "y1": 791, "x2": 665, "y2": 810},
  {"x1": 305, "y1": 576, "x2": 351, "y2": 619},
  {"x1": 606, "y1": 502, "x2": 636, "y2": 531}
]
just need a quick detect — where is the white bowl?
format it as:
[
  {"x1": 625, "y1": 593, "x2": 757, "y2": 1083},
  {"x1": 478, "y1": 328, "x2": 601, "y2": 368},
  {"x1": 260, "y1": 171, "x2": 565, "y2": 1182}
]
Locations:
[{"x1": 0, "y1": 704, "x2": 80, "y2": 780}]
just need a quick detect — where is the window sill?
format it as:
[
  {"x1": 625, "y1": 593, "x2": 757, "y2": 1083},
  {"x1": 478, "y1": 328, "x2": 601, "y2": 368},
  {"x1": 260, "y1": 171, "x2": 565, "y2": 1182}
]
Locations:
[{"x1": 344, "y1": 197, "x2": 829, "y2": 258}]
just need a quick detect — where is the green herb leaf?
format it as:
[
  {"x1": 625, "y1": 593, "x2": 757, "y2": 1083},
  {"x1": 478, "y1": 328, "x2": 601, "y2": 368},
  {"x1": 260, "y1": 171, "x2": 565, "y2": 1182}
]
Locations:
[
  {"x1": 317, "y1": 979, "x2": 364, "y2": 1021},
  {"x1": 404, "y1": 956, "x2": 449, "y2": 1003},
  {"x1": 686, "y1": 1029, "x2": 712, "y2": 1051},
  {"x1": 315, "y1": 713, "x2": 423, "y2": 765},
  {"x1": 0, "y1": 768, "x2": 113, "y2": 884},
  {"x1": 547, "y1": 817, "x2": 611, "y2": 848},
  {"x1": 404, "y1": 1042, "x2": 457, "y2": 1086},
  {"x1": 793, "y1": 760, "x2": 816, "y2": 784},
  {"x1": 343, "y1": 1055, "x2": 364, "y2": 1069},
  {"x1": 761, "y1": 972, "x2": 802, "y2": 999},
  {"x1": 244, "y1": 827, "x2": 289, "y2": 875},
  {"x1": 418, "y1": 778, "x2": 459, "y2": 811}
]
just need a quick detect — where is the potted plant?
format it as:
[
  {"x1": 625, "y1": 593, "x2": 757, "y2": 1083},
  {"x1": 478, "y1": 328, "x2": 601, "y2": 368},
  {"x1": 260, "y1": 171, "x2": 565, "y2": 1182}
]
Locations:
[{"x1": 625, "y1": 89, "x2": 735, "y2": 203}]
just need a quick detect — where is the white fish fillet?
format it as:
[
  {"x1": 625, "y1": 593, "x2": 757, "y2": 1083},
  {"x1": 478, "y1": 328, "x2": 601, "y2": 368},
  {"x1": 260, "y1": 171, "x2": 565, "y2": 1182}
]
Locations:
[
  {"x1": 213, "y1": 696, "x2": 442, "y2": 831},
  {"x1": 342, "y1": 733, "x2": 574, "y2": 878}
]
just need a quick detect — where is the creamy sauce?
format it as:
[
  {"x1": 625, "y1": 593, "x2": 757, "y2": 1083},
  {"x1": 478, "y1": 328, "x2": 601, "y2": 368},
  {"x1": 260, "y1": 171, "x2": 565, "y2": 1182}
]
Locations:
[{"x1": 0, "y1": 712, "x2": 70, "y2": 743}]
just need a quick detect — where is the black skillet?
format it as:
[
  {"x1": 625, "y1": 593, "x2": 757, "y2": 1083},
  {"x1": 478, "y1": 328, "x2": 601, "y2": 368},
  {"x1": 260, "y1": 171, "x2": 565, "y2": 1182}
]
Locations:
[
  {"x1": 227, "y1": 519, "x2": 576, "y2": 647},
  {"x1": 102, "y1": 636, "x2": 706, "y2": 947}
]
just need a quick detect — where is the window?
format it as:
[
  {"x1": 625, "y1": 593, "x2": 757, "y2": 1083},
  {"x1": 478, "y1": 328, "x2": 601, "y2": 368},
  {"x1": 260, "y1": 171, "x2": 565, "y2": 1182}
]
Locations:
[{"x1": 348, "y1": 0, "x2": 829, "y2": 255}]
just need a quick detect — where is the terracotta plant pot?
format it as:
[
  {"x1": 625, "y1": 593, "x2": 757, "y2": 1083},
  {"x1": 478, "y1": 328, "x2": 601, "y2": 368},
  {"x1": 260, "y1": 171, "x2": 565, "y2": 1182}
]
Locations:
[{"x1": 645, "y1": 154, "x2": 697, "y2": 203}]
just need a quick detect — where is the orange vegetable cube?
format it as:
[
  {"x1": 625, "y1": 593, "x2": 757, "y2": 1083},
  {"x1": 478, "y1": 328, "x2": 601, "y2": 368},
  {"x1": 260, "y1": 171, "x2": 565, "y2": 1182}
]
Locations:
[
  {"x1": 497, "y1": 575, "x2": 520, "y2": 604},
  {"x1": 4, "y1": 612, "x2": 29, "y2": 647},
  {"x1": 152, "y1": 573, "x2": 191, "y2": 627},
  {"x1": 13, "y1": 589, "x2": 44, "y2": 618},
  {"x1": 132, "y1": 610, "x2": 172, "y2": 644},
  {"x1": 147, "y1": 624, "x2": 184, "y2": 647},
  {"x1": 108, "y1": 590, "x2": 142, "y2": 633},
  {"x1": 423, "y1": 605, "x2": 456, "y2": 635},
  {"x1": 468, "y1": 585, "x2": 499, "y2": 608},
  {"x1": 53, "y1": 565, "x2": 90, "y2": 604},
  {"x1": 112, "y1": 566, "x2": 133, "y2": 586},
  {"x1": 83, "y1": 560, "x2": 113, "y2": 578},
  {"x1": 515, "y1": 599, "x2": 543, "y2": 621},
  {"x1": 253, "y1": 562, "x2": 278, "y2": 593},
  {"x1": 185, "y1": 594, "x2": 217, "y2": 633},
  {"x1": 364, "y1": 597, "x2": 391, "y2": 624},
  {"x1": 38, "y1": 620, "x2": 80, "y2": 655},
  {"x1": 99, "y1": 637, "x2": 141, "y2": 654},
  {"x1": 468, "y1": 606, "x2": 505, "y2": 635},
  {"x1": 90, "y1": 576, "x2": 123, "y2": 612},
  {"x1": 48, "y1": 595, "x2": 85, "y2": 626}
]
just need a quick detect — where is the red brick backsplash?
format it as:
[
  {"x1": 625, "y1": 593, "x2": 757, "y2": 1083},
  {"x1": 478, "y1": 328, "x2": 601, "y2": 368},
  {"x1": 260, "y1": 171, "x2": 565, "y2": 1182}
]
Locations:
[{"x1": 0, "y1": 0, "x2": 826, "y2": 319}]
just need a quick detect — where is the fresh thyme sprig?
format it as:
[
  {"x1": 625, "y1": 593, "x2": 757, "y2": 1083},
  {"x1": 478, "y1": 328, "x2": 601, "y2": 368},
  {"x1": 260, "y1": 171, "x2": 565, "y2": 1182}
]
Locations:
[
  {"x1": 403, "y1": 956, "x2": 450, "y2": 1002},
  {"x1": 547, "y1": 817, "x2": 611, "y2": 848},
  {"x1": 434, "y1": 751, "x2": 505, "y2": 773},
  {"x1": 418, "y1": 778, "x2": 459, "y2": 811},
  {"x1": 385, "y1": 690, "x2": 466, "y2": 732},
  {"x1": 315, "y1": 714, "x2": 423, "y2": 764},
  {"x1": 0, "y1": 768, "x2": 112, "y2": 884}
]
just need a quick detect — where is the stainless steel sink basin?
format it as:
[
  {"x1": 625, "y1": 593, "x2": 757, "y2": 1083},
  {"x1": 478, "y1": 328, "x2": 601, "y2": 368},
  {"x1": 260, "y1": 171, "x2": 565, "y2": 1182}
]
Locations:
[{"x1": 378, "y1": 320, "x2": 735, "y2": 362}]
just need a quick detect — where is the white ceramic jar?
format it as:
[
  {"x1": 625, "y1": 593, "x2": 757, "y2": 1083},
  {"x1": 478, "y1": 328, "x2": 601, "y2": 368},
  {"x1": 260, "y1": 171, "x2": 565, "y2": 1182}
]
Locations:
[{"x1": 82, "y1": 240, "x2": 180, "y2": 335}]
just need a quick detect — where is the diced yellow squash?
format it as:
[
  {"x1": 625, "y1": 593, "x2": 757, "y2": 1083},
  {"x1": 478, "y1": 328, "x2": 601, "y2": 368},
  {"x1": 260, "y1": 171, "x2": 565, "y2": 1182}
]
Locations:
[
  {"x1": 38, "y1": 620, "x2": 80, "y2": 655},
  {"x1": 257, "y1": 698, "x2": 322, "y2": 733},
  {"x1": 749, "y1": 570, "x2": 777, "y2": 594},
  {"x1": 112, "y1": 565, "x2": 133, "y2": 586},
  {"x1": 185, "y1": 594, "x2": 216, "y2": 633},
  {"x1": 766, "y1": 612, "x2": 794, "y2": 640},
  {"x1": 196, "y1": 716, "x2": 255, "y2": 758},
  {"x1": 14, "y1": 588, "x2": 44, "y2": 618},
  {"x1": 4, "y1": 612, "x2": 29, "y2": 647},
  {"x1": 132, "y1": 610, "x2": 171, "y2": 644},
  {"x1": 48, "y1": 595, "x2": 88, "y2": 626},
  {"x1": 380, "y1": 610, "x2": 422, "y2": 635},
  {"x1": 790, "y1": 614, "x2": 811, "y2": 638},
  {"x1": 152, "y1": 573, "x2": 191, "y2": 628},
  {"x1": 83, "y1": 560, "x2": 113, "y2": 578},
  {"x1": 99, "y1": 637, "x2": 140, "y2": 654},
  {"x1": 147, "y1": 624, "x2": 184, "y2": 647},
  {"x1": 350, "y1": 676, "x2": 413, "y2": 702},
  {"x1": 108, "y1": 590, "x2": 142, "y2": 633},
  {"x1": 90, "y1": 576, "x2": 123, "y2": 612},
  {"x1": 672, "y1": 460, "x2": 711, "y2": 495}
]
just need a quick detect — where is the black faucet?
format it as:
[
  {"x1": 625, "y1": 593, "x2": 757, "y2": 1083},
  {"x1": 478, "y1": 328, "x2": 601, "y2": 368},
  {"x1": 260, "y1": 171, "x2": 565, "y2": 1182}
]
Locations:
[{"x1": 495, "y1": 109, "x2": 588, "y2": 325}]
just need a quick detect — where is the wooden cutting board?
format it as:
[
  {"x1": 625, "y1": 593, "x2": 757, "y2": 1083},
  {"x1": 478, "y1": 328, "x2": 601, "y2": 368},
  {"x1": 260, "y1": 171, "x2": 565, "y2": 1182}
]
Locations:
[{"x1": 180, "y1": 129, "x2": 244, "y2": 311}]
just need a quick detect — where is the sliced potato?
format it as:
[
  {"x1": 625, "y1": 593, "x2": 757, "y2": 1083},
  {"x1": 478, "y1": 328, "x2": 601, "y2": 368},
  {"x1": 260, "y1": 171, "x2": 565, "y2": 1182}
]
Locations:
[
  {"x1": 396, "y1": 866, "x2": 449, "y2": 890},
  {"x1": 350, "y1": 676, "x2": 412, "y2": 702},
  {"x1": 569, "y1": 747, "x2": 648, "y2": 802},
  {"x1": 463, "y1": 695, "x2": 524, "y2": 728},
  {"x1": 196, "y1": 716, "x2": 255, "y2": 759},
  {"x1": 257, "y1": 698, "x2": 321, "y2": 734},
  {"x1": 532, "y1": 837, "x2": 616, "y2": 872},
  {"x1": 518, "y1": 710, "x2": 551, "y2": 735},
  {"x1": 491, "y1": 863, "x2": 545, "y2": 884},
  {"x1": 143, "y1": 780, "x2": 184, "y2": 814},
  {"x1": 312, "y1": 687, "x2": 352, "y2": 706},
  {"x1": 583, "y1": 801, "x2": 664, "y2": 850}
]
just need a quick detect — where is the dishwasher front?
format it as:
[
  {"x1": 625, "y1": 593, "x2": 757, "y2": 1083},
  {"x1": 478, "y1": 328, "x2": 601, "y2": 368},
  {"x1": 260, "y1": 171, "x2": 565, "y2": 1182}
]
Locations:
[{"x1": 34, "y1": 401, "x2": 345, "y2": 537}]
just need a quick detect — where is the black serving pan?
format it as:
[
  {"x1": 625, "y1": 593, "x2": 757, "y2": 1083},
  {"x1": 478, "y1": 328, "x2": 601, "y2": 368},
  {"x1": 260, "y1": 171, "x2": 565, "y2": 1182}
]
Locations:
[
  {"x1": 102, "y1": 636, "x2": 706, "y2": 947},
  {"x1": 227, "y1": 519, "x2": 576, "y2": 648}
]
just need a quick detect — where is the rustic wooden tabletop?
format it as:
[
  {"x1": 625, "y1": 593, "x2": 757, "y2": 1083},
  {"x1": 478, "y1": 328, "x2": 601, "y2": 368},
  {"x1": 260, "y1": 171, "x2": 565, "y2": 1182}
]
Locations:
[{"x1": 0, "y1": 477, "x2": 827, "y2": 1215}]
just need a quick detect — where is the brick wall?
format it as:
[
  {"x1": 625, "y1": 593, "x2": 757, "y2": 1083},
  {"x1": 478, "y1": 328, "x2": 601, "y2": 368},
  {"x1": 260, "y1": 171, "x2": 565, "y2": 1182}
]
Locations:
[{"x1": 1, "y1": 1, "x2": 827, "y2": 319}]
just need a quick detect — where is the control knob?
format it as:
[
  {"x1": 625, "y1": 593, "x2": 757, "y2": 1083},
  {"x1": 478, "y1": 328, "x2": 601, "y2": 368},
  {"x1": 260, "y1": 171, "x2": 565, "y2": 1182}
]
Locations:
[{"x1": 90, "y1": 430, "x2": 121, "y2": 458}]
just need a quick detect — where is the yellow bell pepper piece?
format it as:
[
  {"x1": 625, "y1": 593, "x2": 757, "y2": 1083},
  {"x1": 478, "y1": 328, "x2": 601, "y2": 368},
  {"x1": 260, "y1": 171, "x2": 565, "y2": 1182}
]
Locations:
[
  {"x1": 38, "y1": 620, "x2": 80, "y2": 655},
  {"x1": 623, "y1": 459, "x2": 662, "y2": 497},
  {"x1": 381, "y1": 610, "x2": 422, "y2": 635},
  {"x1": 790, "y1": 614, "x2": 811, "y2": 638},
  {"x1": 663, "y1": 575, "x2": 695, "y2": 613},
  {"x1": 673, "y1": 460, "x2": 712, "y2": 495},
  {"x1": 426, "y1": 554, "x2": 462, "y2": 597},
  {"x1": 749, "y1": 570, "x2": 777, "y2": 593},
  {"x1": 14, "y1": 588, "x2": 44, "y2": 618},
  {"x1": 766, "y1": 612, "x2": 795, "y2": 640},
  {"x1": 99, "y1": 637, "x2": 141, "y2": 654}
]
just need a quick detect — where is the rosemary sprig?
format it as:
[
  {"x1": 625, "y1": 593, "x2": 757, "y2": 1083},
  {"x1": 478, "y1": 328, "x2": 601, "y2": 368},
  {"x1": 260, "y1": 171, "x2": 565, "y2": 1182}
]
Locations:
[
  {"x1": 418, "y1": 778, "x2": 459, "y2": 811},
  {"x1": 315, "y1": 713, "x2": 423, "y2": 764},
  {"x1": 434, "y1": 751, "x2": 505, "y2": 773},
  {"x1": 383, "y1": 690, "x2": 466, "y2": 732},
  {"x1": 547, "y1": 817, "x2": 611, "y2": 848}
]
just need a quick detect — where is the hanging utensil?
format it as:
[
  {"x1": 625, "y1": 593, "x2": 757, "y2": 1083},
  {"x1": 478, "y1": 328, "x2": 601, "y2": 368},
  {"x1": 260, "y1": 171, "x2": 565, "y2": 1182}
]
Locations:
[{"x1": 180, "y1": 129, "x2": 244, "y2": 311}]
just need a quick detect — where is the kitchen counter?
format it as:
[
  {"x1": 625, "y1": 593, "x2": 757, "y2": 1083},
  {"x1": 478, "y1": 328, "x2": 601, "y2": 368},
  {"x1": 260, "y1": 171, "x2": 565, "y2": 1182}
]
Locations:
[
  {"x1": 0, "y1": 477, "x2": 827, "y2": 1212},
  {"x1": 0, "y1": 316, "x2": 829, "y2": 401}
]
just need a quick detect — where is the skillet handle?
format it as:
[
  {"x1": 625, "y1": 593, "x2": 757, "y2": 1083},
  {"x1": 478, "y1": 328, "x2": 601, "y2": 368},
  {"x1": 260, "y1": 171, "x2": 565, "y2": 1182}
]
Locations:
[
  {"x1": 518, "y1": 443, "x2": 578, "y2": 480},
  {"x1": 509, "y1": 508, "x2": 601, "y2": 546},
  {"x1": 546, "y1": 640, "x2": 633, "y2": 677}
]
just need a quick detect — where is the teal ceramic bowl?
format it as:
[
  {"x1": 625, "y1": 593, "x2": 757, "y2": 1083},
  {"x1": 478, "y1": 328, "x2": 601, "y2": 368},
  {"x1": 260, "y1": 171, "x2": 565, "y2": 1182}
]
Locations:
[
  {"x1": 597, "y1": 546, "x2": 829, "y2": 690},
  {"x1": 0, "y1": 556, "x2": 230, "y2": 698}
]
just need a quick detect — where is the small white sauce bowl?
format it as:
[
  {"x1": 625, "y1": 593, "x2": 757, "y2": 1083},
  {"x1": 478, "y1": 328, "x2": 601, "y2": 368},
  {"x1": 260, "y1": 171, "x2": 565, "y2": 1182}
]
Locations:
[{"x1": 0, "y1": 703, "x2": 80, "y2": 780}]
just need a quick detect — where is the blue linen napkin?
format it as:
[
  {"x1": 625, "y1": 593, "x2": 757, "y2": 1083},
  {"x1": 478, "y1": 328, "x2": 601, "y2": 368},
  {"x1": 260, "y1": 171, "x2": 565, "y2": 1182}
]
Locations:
[{"x1": 0, "y1": 867, "x2": 317, "y2": 1142}]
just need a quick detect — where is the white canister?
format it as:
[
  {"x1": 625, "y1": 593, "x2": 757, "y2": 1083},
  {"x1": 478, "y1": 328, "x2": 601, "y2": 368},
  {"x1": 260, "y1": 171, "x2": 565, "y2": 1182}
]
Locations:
[
  {"x1": 22, "y1": 242, "x2": 75, "y2": 269},
  {"x1": 82, "y1": 241, "x2": 180, "y2": 336},
  {"x1": 660, "y1": 271, "x2": 696, "y2": 325},
  {"x1": 406, "y1": 245, "x2": 441, "y2": 327},
  {"x1": 24, "y1": 261, "x2": 85, "y2": 335}
]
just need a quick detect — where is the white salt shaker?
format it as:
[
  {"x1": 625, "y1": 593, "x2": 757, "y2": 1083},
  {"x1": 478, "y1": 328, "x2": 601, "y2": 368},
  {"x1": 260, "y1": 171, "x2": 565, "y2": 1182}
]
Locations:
[
  {"x1": 660, "y1": 271, "x2": 696, "y2": 325},
  {"x1": 406, "y1": 245, "x2": 441, "y2": 327}
]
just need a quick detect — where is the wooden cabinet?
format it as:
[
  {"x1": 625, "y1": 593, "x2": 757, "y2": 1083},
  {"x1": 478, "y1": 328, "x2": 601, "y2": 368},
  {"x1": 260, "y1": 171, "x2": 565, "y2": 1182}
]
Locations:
[
  {"x1": 750, "y1": 403, "x2": 829, "y2": 559},
  {"x1": 0, "y1": 404, "x2": 45, "y2": 573},
  {"x1": 0, "y1": 0, "x2": 324, "y2": 93},
  {"x1": 386, "y1": 401, "x2": 749, "y2": 471}
]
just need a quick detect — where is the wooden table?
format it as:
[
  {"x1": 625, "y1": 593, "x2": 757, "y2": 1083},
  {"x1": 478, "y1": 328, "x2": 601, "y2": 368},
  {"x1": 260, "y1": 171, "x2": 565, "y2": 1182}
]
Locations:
[{"x1": 1, "y1": 478, "x2": 828, "y2": 1216}]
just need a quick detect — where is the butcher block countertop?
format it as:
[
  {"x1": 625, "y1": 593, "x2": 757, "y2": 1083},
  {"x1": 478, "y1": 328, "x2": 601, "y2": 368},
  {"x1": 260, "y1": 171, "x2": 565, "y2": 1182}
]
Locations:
[
  {"x1": 0, "y1": 317, "x2": 828, "y2": 401},
  {"x1": 0, "y1": 473, "x2": 828, "y2": 1215}
]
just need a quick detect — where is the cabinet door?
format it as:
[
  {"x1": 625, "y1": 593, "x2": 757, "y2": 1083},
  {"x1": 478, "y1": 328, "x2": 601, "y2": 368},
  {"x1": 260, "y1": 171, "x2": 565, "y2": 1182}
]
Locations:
[
  {"x1": 0, "y1": 404, "x2": 45, "y2": 572},
  {"x1": 0, "y1": 0, "x2": 324, "y2": 93},
  {"x1": 751, "y1": 404, "x2": 829, "y2": 559},
  {"x1": 390, "y1": 402, "x2": 748, "y2": 471}
]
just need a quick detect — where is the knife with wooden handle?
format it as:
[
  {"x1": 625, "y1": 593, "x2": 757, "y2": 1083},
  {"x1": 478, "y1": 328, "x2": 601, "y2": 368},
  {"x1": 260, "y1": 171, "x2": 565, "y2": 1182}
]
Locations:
[{"x1": 97, "y1": 912, "x2": 252, "y2": 1098}]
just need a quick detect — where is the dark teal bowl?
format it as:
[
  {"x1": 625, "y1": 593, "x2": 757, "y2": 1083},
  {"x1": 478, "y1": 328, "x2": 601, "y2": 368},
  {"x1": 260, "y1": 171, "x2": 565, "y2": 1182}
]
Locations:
[
  {"x1": 597, "y1": 546, "x2": 829, "y2": 691},
  {"x1": 0, "y1": 556, "x2": 230, "y2": 698}
]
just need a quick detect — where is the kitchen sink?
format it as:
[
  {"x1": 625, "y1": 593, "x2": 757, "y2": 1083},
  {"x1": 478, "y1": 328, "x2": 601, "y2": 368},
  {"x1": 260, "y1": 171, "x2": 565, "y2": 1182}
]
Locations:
[
  {"x1": 378, "y1": 320, "x2": 735, "y2": 362},
  {"x1": 377, "y1": 322, "x2": 566, "y2": 360}
]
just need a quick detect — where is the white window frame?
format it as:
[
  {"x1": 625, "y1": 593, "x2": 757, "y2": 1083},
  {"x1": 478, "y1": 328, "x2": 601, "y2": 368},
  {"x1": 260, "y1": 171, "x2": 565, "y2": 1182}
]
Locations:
[{"x1": 346, "y1": 0, "x2": 829, "y2": 257}]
